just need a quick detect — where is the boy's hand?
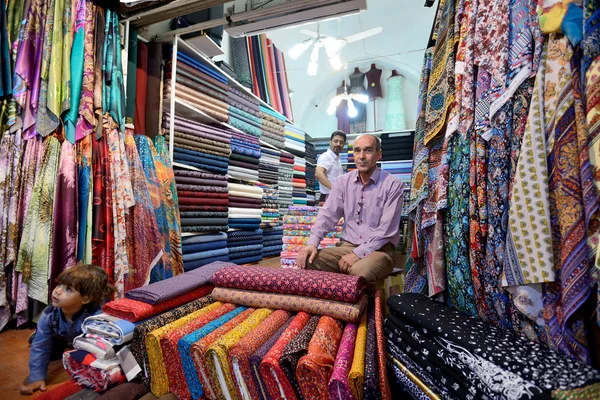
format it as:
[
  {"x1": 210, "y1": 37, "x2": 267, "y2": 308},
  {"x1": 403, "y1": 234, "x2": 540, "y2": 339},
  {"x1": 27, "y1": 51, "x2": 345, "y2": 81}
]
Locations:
[{"x1": 20, "y1": 380, "x2": 46, "y2": 395}]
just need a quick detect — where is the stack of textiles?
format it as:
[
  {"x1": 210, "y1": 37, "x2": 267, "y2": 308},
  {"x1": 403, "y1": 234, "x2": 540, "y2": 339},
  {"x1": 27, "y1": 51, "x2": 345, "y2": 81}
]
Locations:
[
  {"x1": 227, "y1": 183, "x2": 263, "y2": 229},
  {"x1": 260, "y1": 187, "x2": 281, "y2": 228},
  {"x1": 381, "y1": 160, "x2": 413, "y2": 185},
  {"x1": 278, "y1": 151, "x2": 295, "y2": 214},
  {"x1": 280, "y1": 206, "x2": 342, "y2": 269},
  {"x1": 292, "y1": 158, "x2": 307, "y2": 205},
  {"x1": 174, "y1": 170, "x2": 229, "y2": 234},
  {"x1": 262, "y1": 226, "x2": 284, "y2": 258},
  {"x1": 246, "y1": 34, "x2": 294, "y2": 120},
  {"x1": 64, "y1": 315, "x2": 135, "y2": 392},
  {"x1": 164, "y1": 114, "x2": 231, "y2": 174},
  {"x1": 380, "y1": 131, "x2": 414, "y2": 161},
  {"x1": 165, "y1": 51, "x2": 229, "y2": 122},
  {"x1": 227, "y1": 229, "x2": 264, "y2": 265},
  {"x1": 227, "y1": 87, "x2": 261, "y2": 139},
  {"x1": 260, "y1": 106, "x2": 286, "y2": 148},
  {"x1": 305, "y1": 141, "x2": 316, "y2": 205},
  {"x1": 182, "y1": 233, "x2": 229, "y2": 272},
  {"x1": 385, "y1": 293, "x2": 600, "y2": 399},
  {"x1": 284, "y1": 123, "x2": 306, "y2": 157},
  {"x1": 347, "y1": 140, "x2": 354, "y2": 164},
  {"x1": 228, "y1": 131, "x2": 261, "y2": 182},
  {"x1": 258, "y1": 147, "x2": 280, "y2": 185}
]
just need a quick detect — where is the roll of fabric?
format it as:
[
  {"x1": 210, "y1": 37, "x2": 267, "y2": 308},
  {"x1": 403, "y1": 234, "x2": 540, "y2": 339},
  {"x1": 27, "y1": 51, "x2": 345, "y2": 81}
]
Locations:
[
  {"x1": 179, "y1": 307, "x2": 249, "y2": 400},
  {"x1": 72, "y1": 335, "x2": 119, "y2": 361},
  {"x1": 260, "y1": 312, "x2": 311, "y2": 400},
  {"x1": 131, "y1": 296, "x2": 215, "y2": 385},
  {"x1": 296, "y1": 316, "x2": 344, "y2": 400},
  {"x1": 205, "y1": 309, "x2": 273, "y2": 400},
  {"x1": 125, "y1": 262, "x2": 231, "y2": 304},
  {"x1": 147, "y1": 303, "x2": 223, "y2": 397},
  {"x1": 81, "y1": 314, "x2": 136, "y2": 345},
  {"x1": 161, "y1": 303, "x2": 236, "y2": 400},
  {"x1": 349, "y1": 311, "x2": 368, "y2": 400},
  {"x1": 328, "y1": 321, "x2": 358, "y2": 400},
  {"x1": 363, "y1": 300, "x2": 380, "y2": 399},
  {"x1": 211, "y1": 288, "x2": 367, "y2": 323},
  {"x1": 228, "y1": 310, "x2": 292, "y2": 400},
  {"x1": 191, "y1": 309, "x2": 256, "y2": 400},
  {"x1": 175, "y1": 176, "x2": 228, "y2": 187},
  {"x1": 103, "y1": 286, "x2": 214, "y2": 322},
  {"x1": 279, "y1": 315, "x2": 320, "y2": 399},
  {"x1": 375, "y1": 290, "x2": 392, "y2": 400},
  {"x1": 213, "y1": 265, "x2": 365, "y2": 303},
  {"x1": 36, "y1": 380, "x2": 84, "y2": 400}
]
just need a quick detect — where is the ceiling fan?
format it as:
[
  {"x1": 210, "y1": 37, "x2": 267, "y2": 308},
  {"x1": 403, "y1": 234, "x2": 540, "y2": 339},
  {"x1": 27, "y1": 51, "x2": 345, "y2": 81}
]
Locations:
[{"x1": 288, "y1": 23, "x2": 383, "y2": 75}]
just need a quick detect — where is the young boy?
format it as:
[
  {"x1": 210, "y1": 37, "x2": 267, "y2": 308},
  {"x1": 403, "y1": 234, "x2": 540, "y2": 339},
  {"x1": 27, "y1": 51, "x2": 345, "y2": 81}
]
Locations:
[{"x1": 20, "y1": 264, "x2": 114, "y2": 395}]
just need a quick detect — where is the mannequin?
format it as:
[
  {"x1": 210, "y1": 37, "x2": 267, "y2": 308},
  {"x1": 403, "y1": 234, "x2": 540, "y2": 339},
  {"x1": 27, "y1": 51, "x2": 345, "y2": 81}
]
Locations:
[
  {"x1": 348, "y1": 68, "x2": 367, "y2": 134},
  {"x1": 385, "y1": 70, "x2": 406, "y2": 130},
  {"x1": 391, "y1": 69, "x2": 402, "y2": 77},
  {"x1": 366, "y1": 64, "x2": 383, "y2": 99},
  {"x1": 336, "y1": 80, "x2": 350, "y2": 134}
]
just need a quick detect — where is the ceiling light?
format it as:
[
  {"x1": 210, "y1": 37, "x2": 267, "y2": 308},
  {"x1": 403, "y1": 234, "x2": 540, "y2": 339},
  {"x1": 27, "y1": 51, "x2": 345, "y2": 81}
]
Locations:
[
  {"x1": 307, "y1": 61, "x2": 318, "y2": 76},
  {"x1": 347, "y1": 99, "x2": 358, "y2": 118},
  {"x1": 351, "y1": 93, "x2": 369, "y2": 103},
  {"x1": 288, "y1": 39, "x2": 312, "y2": 59}
]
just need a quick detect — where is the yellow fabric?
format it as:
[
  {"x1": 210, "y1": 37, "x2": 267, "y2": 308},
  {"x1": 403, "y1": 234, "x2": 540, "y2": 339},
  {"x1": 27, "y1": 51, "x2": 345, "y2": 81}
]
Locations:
[
  {"x1": 205, "y1": 308, "x2": 273, "y2": 400},
  {"x1": 348, "y1": 311, "x2": 367, "y2": 400},
  {"x1": 147, "y1": 302, "x2": 222, "y2": 396},
  {"x1": 538, "y1": 0, "x2": 573, "y2": 34},
  {"x1": 285, "y1": 130, "x2": 304, "y2": 141}
]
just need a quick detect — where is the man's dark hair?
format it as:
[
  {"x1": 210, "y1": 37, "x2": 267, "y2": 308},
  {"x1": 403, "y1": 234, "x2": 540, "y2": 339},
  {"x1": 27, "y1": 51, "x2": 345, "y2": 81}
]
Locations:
[{"x1": 330, "y1": 130, "x2": 347, "y2": 142}]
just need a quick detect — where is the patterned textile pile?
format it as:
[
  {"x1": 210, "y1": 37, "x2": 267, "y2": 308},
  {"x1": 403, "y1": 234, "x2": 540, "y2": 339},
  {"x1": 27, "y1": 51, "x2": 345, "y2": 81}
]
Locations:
[
  {"x1": 292, "y1": 157, "x2": 307, "y2": 205},
  {"x1": 284, "y1": 123, "x2": 306, "y2": 157},
  {"x1": 305, "y1": 140, "x2": 316, "y2": 205},
  {"x1": 281, "y1": 206, "x2": 342, "y2": 269},
  {"x1": 181, "y1": 233, "x2": 230, "y2": 272},
  {"x1": 258, "y1": 147, "x2": 280, "y2": 186},
  {"x1": 227, "y1": 87, "x2": 262, "y2": 141},
  {"x1": 386, "y1": 293, "x2": 600, "y2": 399},
  {"x1": 228, "y1": 130, "x2": 261, "y2": 182},
  {"x1": 262, "y1": 225, "x2": 283, "y2": 259},
  {"x1": 278, "y1": 151, "x2": 295, "y2": 214},
  {"x1": 260, "y1": 106, "x2": 286, "y2": 149},
  {"x1": 226, "y1": 228, "x2": 264, "y2": 265}
]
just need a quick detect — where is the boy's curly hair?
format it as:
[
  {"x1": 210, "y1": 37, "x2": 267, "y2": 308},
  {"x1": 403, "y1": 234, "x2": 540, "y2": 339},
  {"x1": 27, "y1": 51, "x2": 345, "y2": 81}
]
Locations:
[{"x1": 56, "y1": 264, "x2": 116, "y2": 306}]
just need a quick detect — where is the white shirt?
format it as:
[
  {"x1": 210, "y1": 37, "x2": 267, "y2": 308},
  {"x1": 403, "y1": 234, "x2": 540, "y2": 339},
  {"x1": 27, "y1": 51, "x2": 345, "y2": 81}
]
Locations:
[{"x1": 316, "y1": 148, "x2": 343, "y2": 194}]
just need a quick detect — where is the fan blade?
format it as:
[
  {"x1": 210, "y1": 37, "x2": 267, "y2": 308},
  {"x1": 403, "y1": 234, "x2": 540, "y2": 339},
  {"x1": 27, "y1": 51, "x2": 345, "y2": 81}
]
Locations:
[
  {"x1": 344, "y1": 27, "x2": 383, "y2": 43},
  {"x1": 300, "y1": 29, "x2": 319, "y2": 38}
]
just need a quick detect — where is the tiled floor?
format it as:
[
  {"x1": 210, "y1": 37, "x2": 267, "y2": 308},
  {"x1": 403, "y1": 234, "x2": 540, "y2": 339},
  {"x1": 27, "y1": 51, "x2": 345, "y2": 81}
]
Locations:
[{"x1": 0, "y1": 256, "x2": 282, "y2": 399}]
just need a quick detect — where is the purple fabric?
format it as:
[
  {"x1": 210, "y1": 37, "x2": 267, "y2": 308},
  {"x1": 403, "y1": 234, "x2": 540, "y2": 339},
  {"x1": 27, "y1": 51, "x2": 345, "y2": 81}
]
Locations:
[
  {"x1": 308, "y1": 169, "x2": 404, "y2": 259},
  {"x1": 230, "y1": 131, "x2": 260, "y2": 144},
  {"x1": 163, "y1": 114, "x2": 232, "y2": 143},
  {"x1": 174, "y1": 176, "x2": 228, "y2": 187},
  {"x1": 124, "y1": 261, "x2": 236, "y2": 304},
  {"x1": 250, "y1": 317, "x2": 294, "y2": 400},
  {"x1": 173, "y1": 169, "x2": 227, "y2": 181},
  {"x1": 328, "y1": 322, "x2": 358, "y2": 400}
]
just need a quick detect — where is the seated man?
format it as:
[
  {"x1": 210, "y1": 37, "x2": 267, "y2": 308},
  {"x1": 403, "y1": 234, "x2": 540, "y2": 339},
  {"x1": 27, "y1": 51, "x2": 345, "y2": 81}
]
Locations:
[{"x1": 296, "y1": 134, "x2": 404, "y2": 288}]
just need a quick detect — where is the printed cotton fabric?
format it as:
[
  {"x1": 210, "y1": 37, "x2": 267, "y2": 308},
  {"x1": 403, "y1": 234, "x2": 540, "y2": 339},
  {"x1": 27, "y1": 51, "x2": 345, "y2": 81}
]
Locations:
[
  {"x1": 375, "y1": 290, "x2": 392, "y2": 399},
  {"x1": 213, "y1": 265, "x2": 365, "y2": 303},
  {"x1": 363, "y1": 300, "x2": 380, "y2": 399},
  {"x1": 63, "y1": 350, "x2": 125, "y2": 392},
  {"x1": 296, "y1": 316, "x2": 344, "y2": 400},
  {"x1": 211, "y1": 287, "x2": 367, "y2": 323},
  {"x1": 328, "y1": 321, "x2": 358, "y2": 400},
  {"x1": 102, "y1": 285, "x2": 213, "y2": 322},
  {"x1": 348, "y1": 311, "x2": 367, "y2": 400},
  {"x1": 81, "y1": 314, "x2": 136, "y2": 345},
  {"x1": 228, "y1": 310, "x2": 292, "y2": 400}
]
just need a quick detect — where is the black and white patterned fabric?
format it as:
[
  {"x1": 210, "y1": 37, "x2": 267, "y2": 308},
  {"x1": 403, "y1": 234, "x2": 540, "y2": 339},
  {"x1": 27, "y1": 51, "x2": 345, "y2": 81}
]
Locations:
[{"x1": 387, "y1": 357, "x2": 433, "y2": 400}]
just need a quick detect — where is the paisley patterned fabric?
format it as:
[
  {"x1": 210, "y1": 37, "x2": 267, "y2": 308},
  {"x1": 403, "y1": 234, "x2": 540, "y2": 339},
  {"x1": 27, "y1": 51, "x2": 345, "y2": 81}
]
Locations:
[
  {"x1": 260, "y1": 312, "x2": 310, "y2": 400},
  {"x1": 205, "y1": 308, "x2": 273, "y2": 400},
  {"x1": 296, "y1": 316, "x2": 344, "y2": 400},
  {"x1": 348, "y1": 311, "x2": 367, "y2": 400},
  {"x1": 102, "y1": 285, "x2": 213, "y2": 322},
  {"x1": 179, "y1": 307, "x2": 249, "y2": 400},
  {"x1": 147, "y1": 303, "x2": 222, "y2": 396},
  {"x1": 229, "y1": 310, "x2": 292, "y2": 400},
  {"x1": 279, "y1": 315, "x2": 320, "y2": 399},
  {"x1": 212, "y1": 288, "x2": 367, "y2": 323},
  {"x1": 328, "y1": 320, "x2": 358, "y2": 400},
  {"x1": 363, "y1": 300, "x2": 380, "y2": 399},
  {"x1": 213, "y1": 265, "x2": 365, "y2": 303},
  {"x1": 375, "y1": 290, "x2": 392, "y2": 400},
  {"x1": 191, "y1": 309, "x2": 255, "y2": 400}
]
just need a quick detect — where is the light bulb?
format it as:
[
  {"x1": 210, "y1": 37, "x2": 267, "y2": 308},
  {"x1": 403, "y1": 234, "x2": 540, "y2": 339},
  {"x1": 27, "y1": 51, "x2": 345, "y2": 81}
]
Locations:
[
  {"x1": 307, "y1": 61, "x2": 318, "y2": 76},
  {"x1": 327, "y1": 105, "x2": 337, "y2": 115},
  {"x1": 351, "y1": 93, "x2": 369, "y2": 103},
  {"x1": 347, "y1": 99, "x2": 358, "y2": 118},
  {"x1": 289, "y1": 40, "x2": 311, "y2": 59},
  {"x1": 309, "y1": 45, "x2": 320, "y2": 62},
  {"x1": 329, "y1": 94, "x2": 343, "y2": 108},
  {"x1": 329, "y1": 54, "x2": 343, "y2": 70}
]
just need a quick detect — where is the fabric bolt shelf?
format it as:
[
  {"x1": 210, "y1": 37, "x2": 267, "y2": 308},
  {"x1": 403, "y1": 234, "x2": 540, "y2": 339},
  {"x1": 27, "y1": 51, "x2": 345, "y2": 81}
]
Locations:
[
  {"x1": 212, "y1": 287, "x2": 367, "y2": 323},
  {"x1": 205, "y1": 308, "x2": 274, "y2": 400},
  {"x1": 178, "y1": 307, "x2": 249, "y2": 400},
  {"x1": 228, "y1": 310, "x2": 292, "y2": 400}
]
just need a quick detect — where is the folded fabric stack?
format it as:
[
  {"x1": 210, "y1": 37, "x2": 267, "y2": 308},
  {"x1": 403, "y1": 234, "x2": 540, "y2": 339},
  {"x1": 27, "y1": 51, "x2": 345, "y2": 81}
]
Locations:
[
  {"x1": 165, "y1": 51, "x2": 229, "y2": 122},
  {"x1": 385, "y1": 293, "x2": 600, "y2": 399},
  {"x1": 292, "y1": 158, "x2": 307, "y2": 205},
  {"x1": 305, "y1": 141, "x2": 316, "y2": 205},
  {"x1": 182, "y1": 233, "x2": 230, "y2": 272},
  {"x1": 228, "y1": 130, "x2": 261, "y2": 182},
  {"x1": 226, "y1": 228, "x2": 264, "y2": 265},
  {"x1": 278, "y1": 150, "x2": 295, "y2": 214},
  {"x1": 347, "y1": 140, "x2": 354, "y2": 164},
  {"x1": 227, "y1": 87, "x2": 262, "y2": 140},
  {"x1": 164, "y1": 113, "x2": 232, "y2": 175},
  {"x1": 284, "y1": 123, "x2": 306, "y2": 157},
  {"x1": 280, "y1": 206, "x2": 342, "y2": 269},
  {"x1": 380, "y1": 160, "x2": 413, "y2": 184},
  {"x1": 258, "y1": 147, "x2": 280, "y2": 185},
  {"x1": 381, "y1": 131, "x2": 414, "y2": 161},
  {"x1": 174, "y1": 170, "x2": 229, "y2": 235},
  {"x1": 260, "y1": 186, "x2": 280, "y2": 226},
  {"x1": 260, "y1": 106, "x2": 286, "y2": 149},
  {"x1": 262, "y1": 225, "x2": 283, "y2": 258},
  {"x1": 227, "y1": 183, "x2": 263, "y2": 229}
]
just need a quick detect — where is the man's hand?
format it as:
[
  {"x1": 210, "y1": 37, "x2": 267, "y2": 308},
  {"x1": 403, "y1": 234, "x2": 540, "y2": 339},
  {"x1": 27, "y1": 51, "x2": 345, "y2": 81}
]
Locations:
[
  {"x1": 20, "y1": 380, "x2": 46, "y2": 395},
  {"x1": 339, "y1": 252, "x2": 360, "y2": 273},
  {"x1": 296, "y1": 245, "x2": 318, "y2": 269}
]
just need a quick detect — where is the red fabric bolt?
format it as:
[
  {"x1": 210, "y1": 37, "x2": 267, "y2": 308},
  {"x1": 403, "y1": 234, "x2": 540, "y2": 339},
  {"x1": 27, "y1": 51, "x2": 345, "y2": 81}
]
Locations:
[
  {"x1": 375, "y1": 290, "x2": 392, "y2": 400},
  {"x1": 35, "y1": 380, "x2": 82, "y2": 400}
]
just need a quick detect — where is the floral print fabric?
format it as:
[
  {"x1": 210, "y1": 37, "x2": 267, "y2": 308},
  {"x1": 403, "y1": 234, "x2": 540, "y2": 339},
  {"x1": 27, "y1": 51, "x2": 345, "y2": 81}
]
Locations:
[
  {"x1": 348, "y1": 311, "x2": 367, "y2": 400},
  {"x1": 328, "y1": 320, "x2": 358, "y2": 400}
]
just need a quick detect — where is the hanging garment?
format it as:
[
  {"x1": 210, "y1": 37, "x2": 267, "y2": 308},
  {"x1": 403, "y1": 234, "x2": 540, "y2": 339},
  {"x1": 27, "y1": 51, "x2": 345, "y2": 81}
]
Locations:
[
  {"x1": 75, "y1": 0, "x2": 97, "y2": 141},
  {"x1": 348, "y1": 70, "x2": 367, "y2": 134},
  {"x1": 384, "y1": 75, "x2": 406, "y2": 131},
  {"x1": 76, "y1": 134, "x2": 92, "y2": 263},
  {"x1": 64, "y1": 0, "x2": 86, "y2": 143}
]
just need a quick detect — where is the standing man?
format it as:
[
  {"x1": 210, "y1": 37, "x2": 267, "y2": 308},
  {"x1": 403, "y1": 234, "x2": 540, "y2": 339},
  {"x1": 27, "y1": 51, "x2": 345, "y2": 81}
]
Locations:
[
  {"x1": 315, "y1": 130, "x2": 346, "y2": 205},
  {"x1": 297, "y1": 134, "x2": 404, "y2": 289}
]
